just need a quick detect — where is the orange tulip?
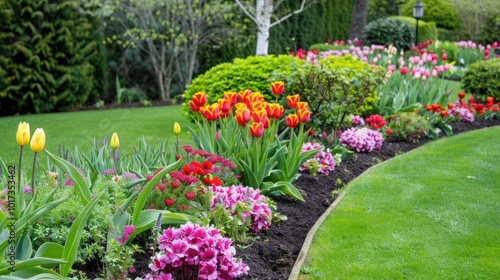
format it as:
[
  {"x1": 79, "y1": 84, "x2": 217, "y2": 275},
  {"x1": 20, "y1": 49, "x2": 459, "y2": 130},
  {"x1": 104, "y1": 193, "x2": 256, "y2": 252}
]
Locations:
[
  {"x1": 270, "y1": 81, "x2": 285, "y2": 95},
  {"x1": 287, "y1": 94, "x2": 300, "y2": 109},
  {"x1": 249, "y1": 122, "x2": 264, "y2": 138},
  {"x1": 297, "y1": 108, "x2": 311, "y2": 123},
  {"x1": 286, "y1": 114, "x2": 299, "y2": 128},
  {"x1": 191, "y1": 92, "x2": 207, "y2": 107},
  {"x1": 235, "y1": 108, "x2": 251, "y2": 126}
]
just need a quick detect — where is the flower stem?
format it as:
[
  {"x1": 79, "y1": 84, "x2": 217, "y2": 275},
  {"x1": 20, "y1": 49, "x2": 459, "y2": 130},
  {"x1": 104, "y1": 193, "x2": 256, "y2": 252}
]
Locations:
[
  {"x1": 17, "y1": 146, "x2": 23, "y2": 195},
  {"x1": 31, "y1": 152, "x2": 37, "y2": 197}
]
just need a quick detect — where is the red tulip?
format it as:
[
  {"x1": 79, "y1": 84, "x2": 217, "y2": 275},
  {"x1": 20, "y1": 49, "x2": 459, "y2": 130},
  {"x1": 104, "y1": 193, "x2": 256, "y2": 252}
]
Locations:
[
  {"x1": 235, "y1": 108, "x2": 251, "y2": 126},
  {"x1": 286, "y1": 114, "x2": 299, "y2": 128},
  {"x1": 296, "y1": 101, "x2": 309, "y2": 110},
  {"x1": 400, "y1": 66, "x2": 408, "y2": 75},
  {"x1": 164, "y1": 198, "x2": 175, "y2": 207},
  {"x1": 308, "y1": 129, "x2": 315, "y2": 136},
  {"x1": 249, "y1": 122, "x2": 264, "y2": 138},
  {"x1": 386, "y1": 128, "x2": 393, "y2": 135},
  {"x1": 287, "y1": 94, "x2": 300, "y2": 109},
  {"x1": 217, "y1": 98, "x2": 231, "y2": 113},
  {"x1": 200, "y1": 104, "x2": 220, "y2": 121},
  {"x1": 270, "y1": 81, "x2": 285, "y2": 95},
  {"x1": 458, "y1": 92, "x2": 465, "y2": 99},
  {"x1": 189, "y1": 100, "x2": 200, "y2": 112},
  {"x1": 224, "y1": 91, "x2": 238, "y2": 105},
  {"x1": 191, "y1": 92, "x2": 207, "y2": 107},
  {"x1": 297, "y1": 108, "x2": 310, "y2": 123}
]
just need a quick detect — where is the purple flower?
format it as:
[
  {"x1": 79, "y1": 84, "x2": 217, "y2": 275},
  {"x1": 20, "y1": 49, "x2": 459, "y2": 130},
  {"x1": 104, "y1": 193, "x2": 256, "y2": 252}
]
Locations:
[
  {"x1": 350, "y1": 114, "x2": 365, "y2": 127},
  {"x1": 117, "y1": 225, "x2": 136, "y2": 244},
  {"x1": 340, "y1": 127, "x2": 384, "y2": 152}
]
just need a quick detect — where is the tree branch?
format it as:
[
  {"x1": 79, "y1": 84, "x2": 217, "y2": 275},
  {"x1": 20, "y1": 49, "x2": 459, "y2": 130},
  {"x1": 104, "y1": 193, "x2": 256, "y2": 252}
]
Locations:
[
  {"x1": 235, "y1": 0, "x2": 258, "y2": 24},
  {"x1": 270, "y1": 0, "x2": 315, "y2": 28}
]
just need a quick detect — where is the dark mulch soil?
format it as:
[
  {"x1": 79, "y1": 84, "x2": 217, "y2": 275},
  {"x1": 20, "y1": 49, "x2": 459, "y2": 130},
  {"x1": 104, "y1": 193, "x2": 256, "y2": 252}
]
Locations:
[{"x1": 73, "y1": 102, "x2": 498, "y2": 279}]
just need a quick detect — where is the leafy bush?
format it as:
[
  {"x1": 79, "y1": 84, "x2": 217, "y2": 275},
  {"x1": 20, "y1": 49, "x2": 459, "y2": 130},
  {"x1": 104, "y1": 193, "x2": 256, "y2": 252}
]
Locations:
[
  {"x1": 362, "y1": 18, "x2": 415, "y2": 51},
  {"x1": 295, "y1": 55, "x2": 387, "y2": 133},
  {"x1": 462, "y1": 59, "x2": 500, "y2": 101},
  {"x1": 0, "y1": 0, "x2": 104, "y2": 115},
  {"x1": 181, "y1": 55, "x2": 306, "y2": 120},
  {"x1": 401, "y1": 0, "x2": 460, "y2": 30},
  {"x1": 481, "y1": 15, "x2": 500, "y2": 44},
  {"x1": 390, "y1": 16, "x2": 438, "y2": 44},
  {"x1": 385, "y1": 112, "x2": 431, "y2": 142}
]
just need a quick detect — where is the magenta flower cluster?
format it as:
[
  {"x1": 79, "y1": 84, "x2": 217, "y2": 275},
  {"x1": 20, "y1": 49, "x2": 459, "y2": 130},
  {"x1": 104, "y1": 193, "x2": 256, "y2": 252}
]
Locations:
[
  {"x1": 210, "y1": 185, "x2": 272, "y2": 233},
  {"x1": 448, "y1": 100, "x2": 474, "y2": 122},
  {"x1": 144, "y1": 223, "x2": 249, "y2": 280},
  {"x1": 340, "y1": 127, "x2": 384, "y2": 152},
  {"x1": 299, "y1": 142, "x2": 336, "y2": 175},
  {"x1": 350, "y1": 114, "x2": 365, "y2": 127}
]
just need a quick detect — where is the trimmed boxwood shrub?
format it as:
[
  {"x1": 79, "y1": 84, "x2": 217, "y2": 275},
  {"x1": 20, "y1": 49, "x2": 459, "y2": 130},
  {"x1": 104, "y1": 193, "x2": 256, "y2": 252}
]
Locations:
[
  {"x1": 401, "y1": 0, "x2": 460, "y2": 31},
  {"x1": 462, "y1": 59, "x2": 500, "y2": 102},
  {"x1": 181, "y1": 55, "x2": 307, "y2": 120},
  {"x1": 390, "y1": 16, "x2": 438, "y2": 44},
  {"x1": 362, "y1": 18, "x2": 415, "y2": 51}
]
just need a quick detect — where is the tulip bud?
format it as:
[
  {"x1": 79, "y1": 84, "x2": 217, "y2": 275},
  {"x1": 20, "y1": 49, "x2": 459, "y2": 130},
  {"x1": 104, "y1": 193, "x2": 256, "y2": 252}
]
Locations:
[
  {"x1": 30, "y1": 128, "x2": 45, "y2": 153},
  {"x1": 16, "y1": 122, "x2": 30, "y2": 146},
  {"x1": 110, "y1": 132, "x2": 120, "y2": 150},
  {"x1": 173, "y1": 122, "x2": 181, "y2": 135}
]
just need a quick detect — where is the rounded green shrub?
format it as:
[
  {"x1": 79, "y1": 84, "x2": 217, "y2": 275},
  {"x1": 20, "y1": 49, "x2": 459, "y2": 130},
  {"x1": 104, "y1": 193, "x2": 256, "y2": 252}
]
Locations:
[
  {"x1": 362, "y1": 18, "x2": 415, "y2": 51},
  {"x1": 462, "y1": 58, "x2": 500, "y2": 102},
  {"x1": 181, "y1": 55, "x2": 306, "y2": 120},
  {"x1": 401, "y1": 0, "x2": 460, "y2": 31},
  {"x1": 390, "y1": 16, "x2": 438, "y2": 44}
]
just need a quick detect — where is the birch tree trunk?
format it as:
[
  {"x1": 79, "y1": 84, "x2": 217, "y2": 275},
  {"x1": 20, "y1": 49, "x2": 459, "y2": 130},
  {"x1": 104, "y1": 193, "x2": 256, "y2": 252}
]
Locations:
[{"x1": 255, "y1": 0, "x2": 273, "y2": 55}]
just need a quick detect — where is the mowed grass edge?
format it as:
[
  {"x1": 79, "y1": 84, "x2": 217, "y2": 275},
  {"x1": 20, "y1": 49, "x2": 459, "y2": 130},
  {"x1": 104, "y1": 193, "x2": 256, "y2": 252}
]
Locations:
[
  {"x1": 0, "y1": 105, "x2": 194, "y2": 168},
  {"x1": 299, "y1": 126, "x2": 500, "y2": 279}
]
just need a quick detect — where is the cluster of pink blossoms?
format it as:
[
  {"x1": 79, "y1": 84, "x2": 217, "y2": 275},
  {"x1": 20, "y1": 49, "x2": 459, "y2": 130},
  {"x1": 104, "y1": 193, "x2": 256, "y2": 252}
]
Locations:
[
  {"x1": 350, "y1": 114, "x2": 365, "y2": 126},
  {"x1": 340, "y1": 127, "x2": 384, "y2": 153},
  {"x1": 210, "y1": 185, "x2": 272, "y2": 233},
  {"x1": 144, "y1": 223, "x2": 249, "y2": 280},
  {"x1": 448, "y1": 100, "x2": 474, "y2": 122},
  {"x1": 299, "y1": 142, "x2": 336, "y2": 175}
]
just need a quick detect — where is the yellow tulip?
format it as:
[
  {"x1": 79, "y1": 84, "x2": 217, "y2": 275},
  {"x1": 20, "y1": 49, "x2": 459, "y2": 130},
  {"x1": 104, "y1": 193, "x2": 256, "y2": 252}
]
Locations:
[
  {"x1": 173, "y1": 122, "x2": 181, "y2": 135},
  {"x1": 110, "y1": 133, "x2": 119, "y2": 150},
  {"x1": 16, "y1": 122, "x2": 30, "y2": 146},
  {"x1": 30, "y1": 128, "x2": 45, "y2": 153}
]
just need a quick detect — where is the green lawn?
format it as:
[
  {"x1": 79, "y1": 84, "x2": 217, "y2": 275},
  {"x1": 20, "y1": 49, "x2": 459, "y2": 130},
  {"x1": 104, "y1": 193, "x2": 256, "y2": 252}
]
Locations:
[
  {"x1": 0, "y1": 105, "x2": 194, "y2": 167},
  {"x1": 299, "y1": 126, "x2": 500, "y2": 279}
]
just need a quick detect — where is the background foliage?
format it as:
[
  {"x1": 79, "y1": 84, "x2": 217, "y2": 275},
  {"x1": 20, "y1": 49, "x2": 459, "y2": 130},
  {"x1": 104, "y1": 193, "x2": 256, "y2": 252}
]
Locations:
[{"x1": 0, "y1": 0, "x2": 105, "y2": 116}]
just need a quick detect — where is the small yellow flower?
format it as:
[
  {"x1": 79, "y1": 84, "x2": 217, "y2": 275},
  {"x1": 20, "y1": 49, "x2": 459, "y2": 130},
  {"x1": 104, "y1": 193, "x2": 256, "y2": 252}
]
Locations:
[
  {"x1": 110, "y1": 132, "x2": 120, "y2": 150},
  {"x1": 173, "y1": 122, "x2": 181, "y2": 135},
  {"x1": 30, "y1": 128, "x2": 45, "y2": 152},
  {"x1": 16, "y1": 122, "x2": 30, "y2": 146}
]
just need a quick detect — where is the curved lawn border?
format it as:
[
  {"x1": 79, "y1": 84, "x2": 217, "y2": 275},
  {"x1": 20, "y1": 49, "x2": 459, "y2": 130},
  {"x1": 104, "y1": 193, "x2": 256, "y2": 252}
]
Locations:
[{"x1": 289, "y1": 126, "x2": 500, "y2": 280}]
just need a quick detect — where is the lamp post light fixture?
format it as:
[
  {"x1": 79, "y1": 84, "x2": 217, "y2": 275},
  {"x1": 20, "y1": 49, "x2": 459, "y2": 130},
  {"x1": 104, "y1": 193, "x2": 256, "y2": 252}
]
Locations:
[{"x1": 413, "y1": 0, "x2": 424, "y2": 46}]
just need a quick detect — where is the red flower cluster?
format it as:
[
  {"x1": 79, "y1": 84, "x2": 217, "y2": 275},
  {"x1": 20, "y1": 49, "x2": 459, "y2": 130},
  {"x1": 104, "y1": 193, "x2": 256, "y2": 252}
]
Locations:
[
  {"x1": 145, "y1": 145, "x2": 236, "y2": 211},
  {"x1": 365, "y1": 114, "x2": 386, "y2": 129}
]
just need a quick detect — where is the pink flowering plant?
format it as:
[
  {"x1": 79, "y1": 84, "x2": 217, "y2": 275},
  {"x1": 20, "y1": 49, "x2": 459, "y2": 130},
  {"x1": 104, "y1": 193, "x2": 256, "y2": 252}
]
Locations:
[
  {"x1": 144, "y1": 223, "x2": 249, "y2": 280},
  {"x1": 299, "y1": 142, "x2": 340, "y2": 176},
  {"x1": 340, "y1": 127, "x2": 384, "y2": 153},
  {"x1": 209, "y1": 184, "x2": 273, "y2": 241}
]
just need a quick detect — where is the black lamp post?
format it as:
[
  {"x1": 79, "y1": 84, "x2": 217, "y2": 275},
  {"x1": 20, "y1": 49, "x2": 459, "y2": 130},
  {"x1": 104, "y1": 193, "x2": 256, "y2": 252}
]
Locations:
[{"x1": 413, "y1": 0, "x2": 424, "y2": 46}]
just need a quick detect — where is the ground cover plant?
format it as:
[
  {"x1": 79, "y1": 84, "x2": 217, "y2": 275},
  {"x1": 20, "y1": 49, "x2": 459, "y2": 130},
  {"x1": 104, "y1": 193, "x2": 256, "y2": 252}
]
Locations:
[{"x1": 298, "y1": 126, "x2": 500, "y2": 279}]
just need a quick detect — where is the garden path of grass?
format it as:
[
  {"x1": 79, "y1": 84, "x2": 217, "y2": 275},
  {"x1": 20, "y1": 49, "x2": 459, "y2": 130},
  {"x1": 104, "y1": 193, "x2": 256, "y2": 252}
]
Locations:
[{"x1": 297, "y1": 126, "x2": 500, "y2": 280}]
